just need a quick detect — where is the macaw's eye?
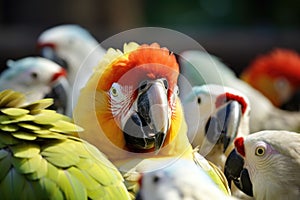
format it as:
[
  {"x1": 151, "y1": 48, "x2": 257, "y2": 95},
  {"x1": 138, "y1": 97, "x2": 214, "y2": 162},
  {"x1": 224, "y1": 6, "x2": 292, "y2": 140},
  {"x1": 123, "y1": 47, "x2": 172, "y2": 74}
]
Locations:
[
  {"x1": 111, "y1": 87, "x2": 118, "y2": 96},
  {"x1": 255, "y1": 146, "x2": 265, "y2": 156},
  {"x1": 110, "y1": 83, "x2": 121, "y2": 97}
]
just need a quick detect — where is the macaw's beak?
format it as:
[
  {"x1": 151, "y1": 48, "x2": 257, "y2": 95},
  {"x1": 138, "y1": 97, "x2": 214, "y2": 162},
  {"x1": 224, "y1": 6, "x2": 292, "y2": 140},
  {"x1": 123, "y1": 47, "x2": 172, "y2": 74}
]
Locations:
[
  {"x1": 123, "y1": 79, "x2": 169, "y2": 153},
  {"x1": 204, "y1": 100, "x2": 242, "y2": 153},
  {"x1": 38, "y1": 43, "x2": 69, "y2": 71},
  {"x1": 224, "y1": 149, "x2": 253, "y2": 197}
]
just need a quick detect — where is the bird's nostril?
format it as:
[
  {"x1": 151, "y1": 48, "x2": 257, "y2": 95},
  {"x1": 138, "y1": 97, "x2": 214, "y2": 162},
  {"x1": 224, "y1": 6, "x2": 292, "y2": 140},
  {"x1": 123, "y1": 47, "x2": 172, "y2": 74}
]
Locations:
[
  {"x1": 139, "y1": 80, "x2": 148, "y2": 91},
  {"x1": 162, "y1": 78, "x2": 168, "y2": 90}
]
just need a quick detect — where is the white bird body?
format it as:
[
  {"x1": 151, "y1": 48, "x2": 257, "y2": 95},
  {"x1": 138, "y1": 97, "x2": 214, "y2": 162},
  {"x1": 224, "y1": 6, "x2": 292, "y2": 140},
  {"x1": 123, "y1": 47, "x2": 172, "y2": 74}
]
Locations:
[
  {"x1": 137, "y1": 158, "x2": 237, "y2": 200},
  {"x1": 179, "y1": 51, "x2": 300, "y2": 133},
  {"x1": 37, "y1": 24, "x2": 106, "y2": 109},
  {"x1": 183, "y1": 84, "x2": 251, "y2": 170},
  {"x1": 0, "y1": 57, "x2": 67, "y2": 104}
]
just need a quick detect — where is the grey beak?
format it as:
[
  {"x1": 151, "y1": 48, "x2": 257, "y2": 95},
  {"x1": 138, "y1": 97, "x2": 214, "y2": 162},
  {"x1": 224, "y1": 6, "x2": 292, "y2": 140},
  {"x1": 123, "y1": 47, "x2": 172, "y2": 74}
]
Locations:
[
  {"x1": 205, "y1": 100, "x2": 242, "y2": 152},
  {"x1": 40, "y1": 46, "x2": 68, "y2": 71},
  {"x1": 123, "y1": 79, "x2": 169, "y2": 152},
  {"x1": 45, "y1": 77, "x2": 71, "y2": 116}
]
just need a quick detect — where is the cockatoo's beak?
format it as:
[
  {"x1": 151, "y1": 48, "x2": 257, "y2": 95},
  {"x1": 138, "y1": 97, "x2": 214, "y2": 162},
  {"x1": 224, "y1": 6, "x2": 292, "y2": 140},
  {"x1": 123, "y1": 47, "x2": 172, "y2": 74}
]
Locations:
[
  {"x1": 205, "y1": 100, "x2": 242, "y2": 153},
  {"x1": 123, "y1": 79, "x2": 169, "y2": 153},
  {"x1": 224, "y1": 149, "x2": 253, "y2": 197},
  {"x1": 135, "y1": 191, "x2": 143, "y2": 200},
  {"x1": 46, "y1": 76, "x2": 70, "y2": 115},
  {"x1": 38, "y1": 43, "x2": 69, "y2": 71}
]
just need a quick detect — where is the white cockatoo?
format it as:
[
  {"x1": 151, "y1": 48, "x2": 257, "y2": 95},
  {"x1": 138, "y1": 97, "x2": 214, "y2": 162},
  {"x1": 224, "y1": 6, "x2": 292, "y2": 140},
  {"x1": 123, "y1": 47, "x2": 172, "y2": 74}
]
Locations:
[
  {"x1": 0, "y1": 57, "x2": 68, "y2": 113},
  {"x1": 226, "y1": 130, "x2": 300, "y2": 200},
  {"x1": 179, "y1": 50, "x2": 300, "y2": 133},
  {"x1": 182, "y1": 84, "x2": 250, "y2": 170},
  {"x1": 37, "y1": 24, "x2": 106, "y2": 110},
  {"x1": 135, "y1": 158, "x2": 237, "y2": 200}
]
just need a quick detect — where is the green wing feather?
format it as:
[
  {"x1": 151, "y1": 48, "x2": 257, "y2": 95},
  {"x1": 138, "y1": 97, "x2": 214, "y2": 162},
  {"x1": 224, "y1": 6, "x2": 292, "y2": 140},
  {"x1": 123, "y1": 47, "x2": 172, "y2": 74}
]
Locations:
[
  {"x1": 0, "y1": 90, "x2": 130, "y2": 200},
  {"x1": 193, "y1": 150, "x2": 231, "y2": 195}
]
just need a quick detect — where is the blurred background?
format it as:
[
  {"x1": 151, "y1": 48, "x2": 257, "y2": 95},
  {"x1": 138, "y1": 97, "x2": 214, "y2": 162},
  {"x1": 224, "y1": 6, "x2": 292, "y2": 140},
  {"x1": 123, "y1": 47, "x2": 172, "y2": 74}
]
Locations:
[{"x1": 1, "y1": 0, "x2": 300, "y2": 75}]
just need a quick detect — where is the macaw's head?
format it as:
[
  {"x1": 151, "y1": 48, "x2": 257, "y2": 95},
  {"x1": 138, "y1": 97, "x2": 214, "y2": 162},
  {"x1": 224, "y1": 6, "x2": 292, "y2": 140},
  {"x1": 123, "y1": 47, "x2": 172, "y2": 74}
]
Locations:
[
  {"x1": 241, "y1": 48, "x2": 300, "y2": 107},
  {"x1": 93, "y1": 42, "x2": 183, "y2": 154}
]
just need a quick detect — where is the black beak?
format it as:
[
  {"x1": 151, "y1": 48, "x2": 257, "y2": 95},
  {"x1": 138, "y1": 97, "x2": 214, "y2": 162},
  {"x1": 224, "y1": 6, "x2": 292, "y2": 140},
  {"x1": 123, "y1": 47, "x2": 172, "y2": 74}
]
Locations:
[
  {"x1": 45, "y1": 77, "x2": 70, "y2": 115},
  {"x1": 135, "y1": 191, "x2": 143, "y2": 200},
  {"x1": 204, "y1": 100, "x2": 242, "y2": 153},
  {"x1": 224, "y1": 149, "x2": 253, "y2": 197},
  {"x1": 123, "y1": 79, "x2": 169, "y2": 152},
  {"x1": 39, "y1": 46, "x2": 69, "y2": 71}
]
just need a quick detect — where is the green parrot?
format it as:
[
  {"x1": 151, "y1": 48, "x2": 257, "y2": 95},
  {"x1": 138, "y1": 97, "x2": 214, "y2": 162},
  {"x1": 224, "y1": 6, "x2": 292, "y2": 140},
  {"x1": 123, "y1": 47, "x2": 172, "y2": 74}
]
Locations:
[{"x1": 0, "y1": 90, "x2": 130, "y2": 200}]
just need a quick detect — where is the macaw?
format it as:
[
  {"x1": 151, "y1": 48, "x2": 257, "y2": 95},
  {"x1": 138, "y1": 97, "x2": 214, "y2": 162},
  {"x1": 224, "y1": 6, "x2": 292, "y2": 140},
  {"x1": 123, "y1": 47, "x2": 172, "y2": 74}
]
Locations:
[
  {"x1": 179, "y1": 50, "x2": 300, "y2": 133},
  {"x1": 73, "y1": 42, "x2": 231, "y2": 197},
  {"x1": 37, "y1": 24, "x2": 106, "y2": 110},
  {"x1": 225, "y1": 130, "x2": 300, "y2": 200},
  {"x1": 241, "y1": 48, "x2": 300, "y2": 111},
  {"x1": 0, "y1": 57, "x2": 69, "y2": 115},
  {"x1": 0, "y1": 90, "x2": 130, "y2": 200},
  {"x1": 182, "y1": 84, "x2": 250, "y2": 170},
  {"x1": 135, "y1": 158, "x2": 238, "y2": 200}
]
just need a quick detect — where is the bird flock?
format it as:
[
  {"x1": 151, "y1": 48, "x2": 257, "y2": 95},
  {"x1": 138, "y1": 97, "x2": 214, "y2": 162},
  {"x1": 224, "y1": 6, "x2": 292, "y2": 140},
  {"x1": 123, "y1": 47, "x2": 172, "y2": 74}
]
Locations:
[{"x1": 0, "y1": 24, "x2": 299, "y2": 200}]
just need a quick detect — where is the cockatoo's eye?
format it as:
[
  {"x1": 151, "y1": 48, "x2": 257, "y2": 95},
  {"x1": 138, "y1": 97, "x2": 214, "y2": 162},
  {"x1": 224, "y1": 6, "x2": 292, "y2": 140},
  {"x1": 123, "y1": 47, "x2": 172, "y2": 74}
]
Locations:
[
  {"x1": 255, "y1": 146, "x2": 265, "y2": 156},
  {"x1": 152, "y1": 175, "x2": 160, "y2": 184},
  {"x1": 31, "y1": 72, "x2": 38, "y2": 79},
  {"x1": 197, "y1": 96, "x2": 201, "y2": 104}
]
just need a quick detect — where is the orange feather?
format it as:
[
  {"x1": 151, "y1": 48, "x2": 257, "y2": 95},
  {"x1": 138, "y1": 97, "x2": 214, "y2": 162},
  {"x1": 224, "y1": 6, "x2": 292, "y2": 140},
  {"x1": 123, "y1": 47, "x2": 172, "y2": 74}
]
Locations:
[
  {"x1": 97, "y1": 43, "x2": 179, "y2": 99},
  {"x1": 242, "y1": 48, "x2": 300, "y2": 86},
  {"x1": 77, "y1": 42, "x2": 193, "y2": 162}
]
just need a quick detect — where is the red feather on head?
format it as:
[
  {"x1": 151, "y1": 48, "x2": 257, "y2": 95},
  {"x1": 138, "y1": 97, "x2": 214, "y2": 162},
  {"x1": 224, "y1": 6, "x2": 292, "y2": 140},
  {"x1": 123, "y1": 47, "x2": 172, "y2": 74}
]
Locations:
[
  {"x1": 98, "y1": 43, "x2": 179, "y2": 97},
  {"x1": 215, "y1": 92, "x2": 248, "y2": 114},
  {"x1": 234, "y1": 137, "x2": 245, "y2": 157},
  {"x1": 243, "y1": 48, "x2": 300, "y2": 86}
]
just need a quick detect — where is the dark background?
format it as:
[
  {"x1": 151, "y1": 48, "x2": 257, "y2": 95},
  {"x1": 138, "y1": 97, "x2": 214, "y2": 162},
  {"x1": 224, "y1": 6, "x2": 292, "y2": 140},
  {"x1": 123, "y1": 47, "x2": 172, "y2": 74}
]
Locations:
[{"x1": 1, "y1": 0, "x2": 300, "y2": 75}]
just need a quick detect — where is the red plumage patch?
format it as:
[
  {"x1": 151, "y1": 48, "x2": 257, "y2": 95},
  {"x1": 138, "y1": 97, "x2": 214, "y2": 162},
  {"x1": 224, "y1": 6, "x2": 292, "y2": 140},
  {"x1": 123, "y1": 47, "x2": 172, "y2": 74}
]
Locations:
[
  {"x1": 99, "y1": 43, "x2": 179, "y2": 95},
  {"x1": 138, "y1": 173, "x2": 143, "y2": 187},
  {"x1": 51, "y1": 68, "x2": 67, "y2": 82},
  {"x1": 215, "y1": 92, "x2": 248, "y2": 114},
  {"x1": 234, "y1": 137, "x2": 245, "y2": 157},
  {"x1": 242, "y1": 48, "x2": 300, "y2": 86}
]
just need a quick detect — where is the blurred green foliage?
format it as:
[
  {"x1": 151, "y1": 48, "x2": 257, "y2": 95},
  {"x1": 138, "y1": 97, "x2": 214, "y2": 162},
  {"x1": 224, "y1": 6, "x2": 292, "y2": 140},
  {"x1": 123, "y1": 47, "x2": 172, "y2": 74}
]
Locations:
[{"x1": 144, "y1": 0, "x2": 300, "y2": 28}]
